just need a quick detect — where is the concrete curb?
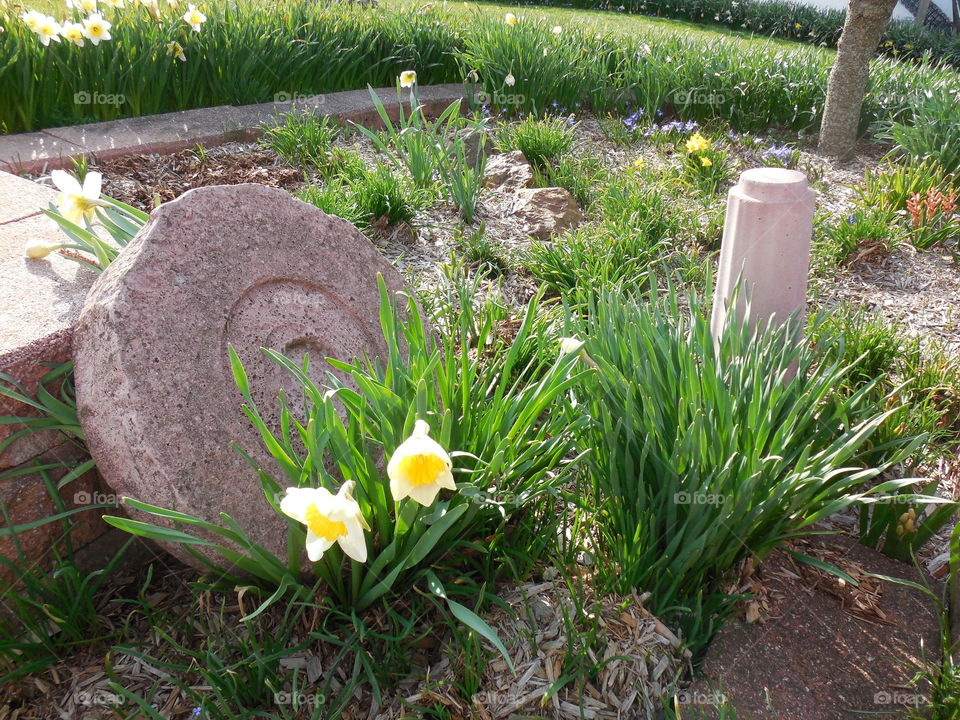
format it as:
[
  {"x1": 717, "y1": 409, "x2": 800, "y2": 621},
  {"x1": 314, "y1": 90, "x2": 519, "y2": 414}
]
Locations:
[{"x1": 0, "y1": 83, "x2": 473, "y2": 175}]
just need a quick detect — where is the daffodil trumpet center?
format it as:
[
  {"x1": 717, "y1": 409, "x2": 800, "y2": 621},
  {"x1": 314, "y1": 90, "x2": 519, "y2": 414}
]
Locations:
[
  {"x1": 304, "y1": 504, "x2": 347, "y2": 542},
  {"x1": 396, "y1": 452, "x2": 447, "y2": 487}
]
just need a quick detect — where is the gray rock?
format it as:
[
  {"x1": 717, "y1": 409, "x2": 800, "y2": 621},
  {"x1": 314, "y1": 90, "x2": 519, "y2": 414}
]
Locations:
[
  {"x1": 483, "y1": 150, "x2": 535, "y2": 190},
  {"x1": 74, "y1": 184, "x2": 409, "y2": 571},
  {"x1": 512, "y1": 187, "x2": 583, "y2": 240}
]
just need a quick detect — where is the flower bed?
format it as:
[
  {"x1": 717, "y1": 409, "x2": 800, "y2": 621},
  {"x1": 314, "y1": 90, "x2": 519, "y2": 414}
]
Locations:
[{"x1": 3, "y1": 71, "x2": 960, "y2": 715}]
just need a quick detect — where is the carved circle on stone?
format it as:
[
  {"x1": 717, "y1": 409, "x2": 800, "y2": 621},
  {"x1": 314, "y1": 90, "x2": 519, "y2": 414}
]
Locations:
[
  {"x1": 74, "y1": 184, "x2": 411, "y2": 571},
  {"x1": 221, "y1": 278, "x2": 380, "y2": 413}
]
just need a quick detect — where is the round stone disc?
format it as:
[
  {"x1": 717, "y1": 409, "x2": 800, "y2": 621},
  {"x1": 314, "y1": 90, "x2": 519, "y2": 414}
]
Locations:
[{"x1": 74, "y1": 184, "x2": 409, "y2": 571}]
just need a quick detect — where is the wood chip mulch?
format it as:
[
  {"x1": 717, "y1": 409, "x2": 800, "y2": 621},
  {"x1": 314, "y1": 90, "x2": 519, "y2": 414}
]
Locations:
[
  {"x1": 97, "y1": 144, "x2": 304, "y2": 212},
  {"x1": 378, "y1": 574, "x2": 690, "y2": 720}
]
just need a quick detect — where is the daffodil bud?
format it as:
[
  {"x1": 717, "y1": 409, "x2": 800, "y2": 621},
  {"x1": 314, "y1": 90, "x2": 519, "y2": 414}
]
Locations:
[
  {"x1": 560, "y1": 337, "x2": 599, "y2": 369},
  {"x1": 24, "y1": 239, "x2": 62, "y2": 259}
]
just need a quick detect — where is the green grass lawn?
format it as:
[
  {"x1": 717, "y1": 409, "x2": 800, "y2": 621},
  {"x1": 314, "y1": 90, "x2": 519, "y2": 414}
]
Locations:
[{"x1": 386, "y1": 0, "x2": 831, "y2": 53}]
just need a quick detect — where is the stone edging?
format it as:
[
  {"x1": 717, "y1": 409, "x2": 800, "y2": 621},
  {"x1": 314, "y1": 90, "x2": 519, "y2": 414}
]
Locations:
[{"x1": 0, "y1": 83, "x2": 473, "y2": 175}]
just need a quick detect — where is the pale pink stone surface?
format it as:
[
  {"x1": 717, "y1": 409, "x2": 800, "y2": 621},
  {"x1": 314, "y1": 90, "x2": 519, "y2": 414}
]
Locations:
[
  {"x1": 711, "y1": 168, "x2": 816, "y2": 337},
  {"x1": 74, "y1": 184, "x2": 409, "y2": 570}
]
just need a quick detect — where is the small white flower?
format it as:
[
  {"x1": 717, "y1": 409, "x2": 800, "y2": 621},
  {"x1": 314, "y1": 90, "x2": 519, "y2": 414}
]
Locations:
[
  {"x1": 504, "y1": 72, "x2": 515, "y2": 87},
  {"x1": 551, "y1": 25, "x2": 562, "y2": 35},
  {"x1": 51, "y1": 170, "x2": 103, "y2": 225},
  {"x1": 182, "y1": 3, "x2": 206, "y2": 31},
  {"x1": 387, "y1": 419, "x2": 456, "y2": 507},
  {"x1": 21, "y1": 9, "x2": 45, "y2": 31},
  {"x1": 399, "y1": 69, "x2": 417, "y2": 88},
  {"x1": 60, "y1": 21, "x2": 86, "y2": 46},
  {"x1": 504, "y1": 12, "x2": 517, "y2": 25},
  {"x1": 35, "y1": 15, "x2": 62, "y2": 45},
  {"x1": 81, "y1": 13, "x2": 111, "y2": 44}
]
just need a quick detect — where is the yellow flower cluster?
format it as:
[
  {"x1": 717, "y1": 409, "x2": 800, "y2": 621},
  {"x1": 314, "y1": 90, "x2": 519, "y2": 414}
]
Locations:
[
  {"x1": 280, "y1": 420, "x2": 457, "y2": 563},
  {"x1": 685, "y1": 132, "x2": 711, "y2": 154}
]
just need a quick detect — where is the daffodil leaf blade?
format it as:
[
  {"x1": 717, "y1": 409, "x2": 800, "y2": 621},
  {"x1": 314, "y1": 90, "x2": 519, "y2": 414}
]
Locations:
[{"x1": 446, "y1": 599, "x2": 514, "y2": 674}]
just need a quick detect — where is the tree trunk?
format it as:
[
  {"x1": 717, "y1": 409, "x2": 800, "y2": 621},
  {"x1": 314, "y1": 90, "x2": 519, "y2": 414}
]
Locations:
[
  {"x1": 817, "y1": 0, "x2": 898, "y2": 160},
  {"x1": 915, "y1": 0, "x2": 932, "y2": 26}
]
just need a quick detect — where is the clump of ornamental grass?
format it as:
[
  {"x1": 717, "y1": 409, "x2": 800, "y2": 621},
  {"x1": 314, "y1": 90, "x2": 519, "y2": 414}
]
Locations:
[
  {"x1": 567, "y1": 284, "x2": 930, "y2": 655},
  {"x1": 495, "y1": 113, "x2": 575, "y2": 169}
]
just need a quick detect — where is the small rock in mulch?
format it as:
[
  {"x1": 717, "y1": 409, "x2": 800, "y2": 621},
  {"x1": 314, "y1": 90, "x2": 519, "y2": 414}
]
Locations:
[
  {"x1": 688, "y1": 533, "x2": 941, "y2": 720},
  {"x1": 96, "y1": 143, "x2": 302, "y2": 212},
  {"x1": 483, "y1": 150, "x2": 535, "y2": 190},
  {"x1": 511, "y1": 186, "x2": 584, "y2": 240}
]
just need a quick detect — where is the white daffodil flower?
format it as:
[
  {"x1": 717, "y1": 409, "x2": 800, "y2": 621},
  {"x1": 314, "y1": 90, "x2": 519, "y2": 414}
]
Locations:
[
  {"x1": 61, "y1": 21, "x2": 86, "y2": 46},
  {"x1": 81, "y1": 13, "x2": 111, "y2": 44},
  {"x1": 387, "y1": 419, "x2": 456, "y2": 507},
  {"x1": 51, "y1": 170, "x2": 103, "y2": 225},
  {"x1": 21, "y1": 10, "x2": 45, "y2": 32},
  {"x1": 280, "y1": 481, "x2": 370, "y2": 563},
  {"x1": 399, "y1": 70, "x2": 417, "y2": 88},
  {"x1": 182, "y1": 3, "x2": 206, "y2": 31},
  {"x1": 504, "y1": 72, "x2": 515, "y2": 87},
  {"x1": 35, "y1": 15, "x2": 62, "y2": 45},
  {"x1": 504, "y1": 12, "x2": 516, "y2": 25}
]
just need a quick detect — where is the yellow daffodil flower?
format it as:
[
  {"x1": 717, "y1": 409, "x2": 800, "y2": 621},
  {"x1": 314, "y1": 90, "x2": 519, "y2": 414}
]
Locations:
[
  {"x1": 24, "y1": 239, "x2": 63, "y2": 259},
  {"x1": 182, "y1": 3, "x2": 205, "y2": 31},
  {"x1": 685, "y1": 132, "x2": 710, "y2": 154},
  {"x1": 700, "y1": 156, "x2": 713, "y2": 167},
  {"x1": 504, "y1": 12, "x2": 517, "y2": 25},
  {"x1": 399, "y1": 70, "x2": 417, "y2": 88},
  {"x1": 280, "y1": 481, "x2": 370, "y2": 563},
  {"x1": 21, "y1": 10, "x2": 44, "y2": 32},
  {"x1": 504, "y1": 72, "x2": 515, "y2": 87},
  {"x1": 82, "y1": 13, "x2": 111, "y2": 44},
  {"x1": 167, "y1": 40, "x2": 186, "y2": 61},
  {"x1": 61, "y1": 21, "x2": 85, "y2": 46},
  {"x1": 51, "y1": 170, "x2": 103, "y2": 225},
  {"x1": 35, "y1": 15, "x2": 62, "y2": 45},
  {"x1": 387, "y1": 419, "x2": 456, "y2": 507},
  {"x1": 794, "y1": 23, "x2": 801, "y2": 30},
  {"x1": 632, "y1": 158, "x2": 645, "y2": 171}
]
